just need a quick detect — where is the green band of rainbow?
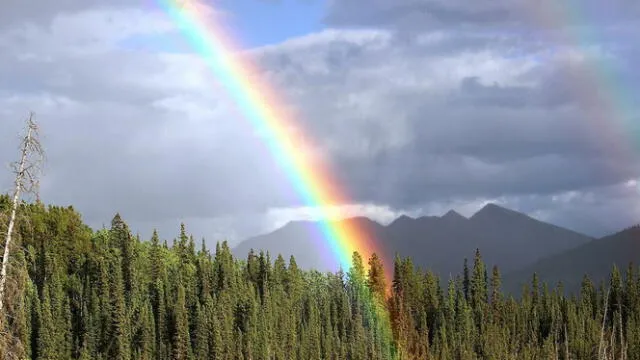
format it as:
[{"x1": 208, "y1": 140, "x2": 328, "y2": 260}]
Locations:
[
  {"x1": 158, "y1": 0, "x2": 390, "y2": 278},
  {"x1": 527, "y1": 1, "x2": 639, "y2": 189}
]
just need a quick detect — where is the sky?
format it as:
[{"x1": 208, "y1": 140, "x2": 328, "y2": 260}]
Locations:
[{"x1": 1, "y1": 0, "x2": 639, "y2": 246}]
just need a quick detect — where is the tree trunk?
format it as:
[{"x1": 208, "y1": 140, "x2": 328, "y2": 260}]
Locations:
[
  {"x1": 599, "y1": 287, "x2": 610, "y2": 360},
  {"x1": 0, "y1": 119, "x2": 33, "y2": 313}
]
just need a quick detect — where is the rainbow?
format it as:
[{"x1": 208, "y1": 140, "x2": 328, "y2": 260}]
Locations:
[
  {"x1": 526, "y1": 2, "x2": 640, "y2": 200},
  {"x1": 158, "y1": 0, "x2": 392, "y2": 279}
]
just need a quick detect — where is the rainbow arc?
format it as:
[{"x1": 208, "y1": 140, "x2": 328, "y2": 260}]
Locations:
[{"x1": 159, "y1": 0, "x2": 391, "y2": 278}]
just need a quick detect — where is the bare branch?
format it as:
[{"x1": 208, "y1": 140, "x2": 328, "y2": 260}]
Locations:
[{"x1": 1, "y1": 112, "x2": 44, "y2": 316}]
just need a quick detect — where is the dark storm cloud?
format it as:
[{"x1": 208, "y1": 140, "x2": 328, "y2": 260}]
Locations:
[
  {"x1": 1, "y1": 0, "x2": 639, "y2": 242},
  {"x1": 252, "y1": 29, "x2": 640, "y2": 220}
]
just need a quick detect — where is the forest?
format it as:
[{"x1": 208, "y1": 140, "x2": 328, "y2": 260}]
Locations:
[{"x1": 1, "y1": 195, "x2": 640, "y2": 360}]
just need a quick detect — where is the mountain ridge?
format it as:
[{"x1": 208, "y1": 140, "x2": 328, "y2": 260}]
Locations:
[
  {"x1": 503, "y1": 224, "x2": 640, "y2": 294},
  {"x1": 233, "y1": 203, "x2": 594, "y2": 276}
]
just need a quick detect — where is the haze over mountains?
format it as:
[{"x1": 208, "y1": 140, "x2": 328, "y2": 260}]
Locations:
[
  {"x1": 234, "y1": 203, "x2": 640, "y2": 294},
  {"x1": 235, "y1": 204, "x2": 626, "y2": 282},
  {"x1": 503, "y1": 225, "x2": 640, "y2": 294}
]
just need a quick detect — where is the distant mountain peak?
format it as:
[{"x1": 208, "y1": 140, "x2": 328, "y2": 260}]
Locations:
[
  {"x1": 281, "y1": 219, "x2": 313, "y2": 229},
  {"x1": 471, "y1": 203, "x2": 524, "y2": 221},
  {"x1": 336, "y1": 216, "x2": 385, "y2": 228},
  {"x1": 442, "y1": 210, "x2": 467, "y2": 221},
  {"x1": 234, "y1": 202, "x2": 593, "y2": 276},
  {"x1": 478, "y1": 202, "x2": 507, "y2": 212},
  {"x1": 389, "y1": 214, "x2": 415, "y2": 228},
  {"x1": 281, "y1": 216, "x2": 380, "y2": 229},
  {"x1": 343, "y1": 215, "x2": 376, "y2": 223}
]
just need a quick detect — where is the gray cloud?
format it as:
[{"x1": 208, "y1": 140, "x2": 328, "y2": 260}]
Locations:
[
  {"x1": 0, "y1": 0, "x2": 152, "y2": 29},
  {"x1": 324, "y1": 0, "x2": 640, "y2": 32},
  {"x1": 1, "y1": 0, "x2": 639, "y2": 244},
  {"x1": 248, "y1": 28, "x2": 640, "y2": 233}
]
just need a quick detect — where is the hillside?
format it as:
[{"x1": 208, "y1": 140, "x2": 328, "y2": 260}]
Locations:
[
  {"x1": 2, "y1": 195, "x2": 639, "y2": 359},
  {"x1": 503, "y1": 225, "x2": 640, "y2": 294},
  {"x1": 233, "y1": 216, "x2": 387, "y2": 271},
  {"x1": 233, "y1": 203, "x2": 593, "y2": 275}
]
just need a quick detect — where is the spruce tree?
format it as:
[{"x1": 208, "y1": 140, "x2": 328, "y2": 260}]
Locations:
[
  {"x1": 367, "y1": 253, "x2": 387, "y2": 300},
  {"x1": 463, "y1": 257, "x2": 470, "y2": 301},
  {"x1": 490, "y1": 265, "x2": 502, "y2": 319},
  {"x1": 4, "y1": 195, "x2": 640, "y2": 360},
  {"x1": 171, "y1": 284, "x2": 191, "y2": 360},
  {"x1": 109, "y1": 257, "x2": 131, "y2": 360},
  {"x1": 110, "y1": 214, "x2": 135, "y2": 304}
]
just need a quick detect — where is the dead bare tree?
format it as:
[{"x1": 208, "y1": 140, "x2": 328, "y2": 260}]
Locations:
[
  {"x1": 599, "y1": 287, "x2": 611, "y2": 360},
  {"x1": 564, "y1": 324, "x2": 570, "y2": 360},
  {"x1": 618, "y1": 302, "x2": 625, "y2": 360},
  {"x1": 609, "y1": 324, "x2": 615, "y2": 360},
  {"x1": 0, "y1": 112, "x2": 43, "y2": 314}
]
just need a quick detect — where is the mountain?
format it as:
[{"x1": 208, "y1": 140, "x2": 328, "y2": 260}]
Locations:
[
  {"x1": 503, "y1": 225, "x2": 640, "y2": 294},
  {"x1": 233, "y1": 203, "x2": 594, "y2": 276},
  {"x1": 380, "y1": 203, "x2": 593, "y2": 277},
  {"x1": 465, "y1": 203, "x2": 594, "y2": 273},
  {"x1": 233, "y1": 216, "x2": 387, "y2": 272}
]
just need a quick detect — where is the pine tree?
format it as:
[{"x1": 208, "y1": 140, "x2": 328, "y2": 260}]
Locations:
[
  {"x1": 109, "y1": 257, "x2": 131, "y2": 360},
  {"x1": 111, "y1": 214, "x2": 136, "y2": 304},
  {"x1": 37, "y1": 282, "x2": 57, "y2": 359},
  {"x1": 367, "y1": 253, "x2": 387, "y2": 300},
  {"x1": 192, "y1": 301, "x2": 209, "y2": 359},
  {"x1": 132, "y1": 299, "x2": 155, "y2": 360},
  {"x1": 490, "y1": 265, "x2": 502, "y2": 321},
  {"x1": 171, "y1": 284, "x2": 191, "y2": 360},
  {"x1": 463, "y1": 258, "x2": 470, "y2": 301},
  {"x1": 5, "y1": 193, "x2": 640, "y2": 360},
  {"x1": 471, "y1": 249, "x2": 487, "y2": 309}
]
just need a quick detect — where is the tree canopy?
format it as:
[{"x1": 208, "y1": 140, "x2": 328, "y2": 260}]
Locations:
[{"x1": 1, "y1": 195, "x2": 639, "y2": 359}]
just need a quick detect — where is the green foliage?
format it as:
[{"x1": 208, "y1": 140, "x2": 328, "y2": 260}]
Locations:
[{"x1": 1, "y1": 194, "x2": 639, "y2": 359}]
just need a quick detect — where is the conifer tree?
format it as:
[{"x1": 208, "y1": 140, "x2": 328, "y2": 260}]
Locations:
[
  {"x1": 490, "y1": 265, "x2": 502, "y2": 318},
  {"x1": 463, "y1": 258, "x2": 470, "y2": 301},
  {"x1": 367, "y1": 253, "x2": 386, "y2": 300},
  {"x1": 37, "y1": 282, "x2": 57, "y2": 359},
  {"x1": 2, "y1": 194, "x2": 640, "y2": 360},
  {"x1": 172, "y1": 284, "x2": 191, "y2": 360},
  {"x1": 192, "y1": 301, "x2": 208, "y2": 360},
  {"x1": 109, "y1": 258, "x2": 131, "y2": 360},
  {"x1": 110, "y1": 214, "x2": 135, "y2": 304}
]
